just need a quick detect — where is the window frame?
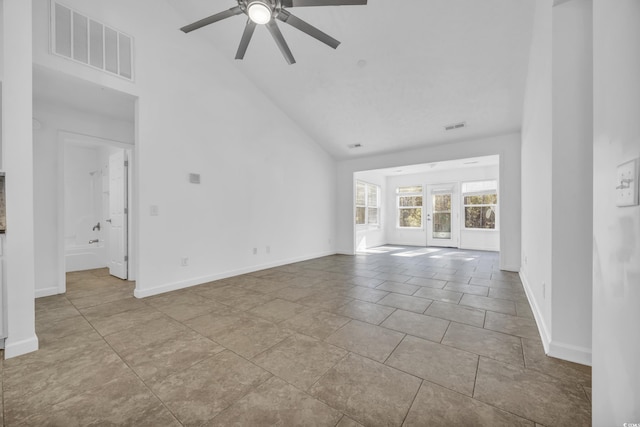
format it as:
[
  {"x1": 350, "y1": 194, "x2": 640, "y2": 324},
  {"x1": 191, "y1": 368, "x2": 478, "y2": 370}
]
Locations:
[
  {"x1": 396, "y1": 185, "x2": 424, "y2": 229},
  {"x1": 461, "y1": 180, "x2": 499, "y2": 230},
  {"x1": 355, "y1": 181, "x2": 381, "y2": 227}
]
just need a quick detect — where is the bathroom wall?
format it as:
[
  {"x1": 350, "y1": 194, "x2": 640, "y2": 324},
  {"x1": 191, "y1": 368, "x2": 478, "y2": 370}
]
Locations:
[{"x1": 64, "y1": 144, "x2": 102, "y2": 250}]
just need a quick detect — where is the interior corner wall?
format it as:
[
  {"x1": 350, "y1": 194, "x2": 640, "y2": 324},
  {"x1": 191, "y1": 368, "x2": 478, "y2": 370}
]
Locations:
[
  {"x1": 550, "y1": 0, "x2": 592, "y2": 364},
  {"x1": 592, "y1": 0, "x2": 640, "y2": 424},
  {"x1": 521, "y1": 0, "x2": 593, "y2": 365},
  {"x1": 32, "y1": 0, "x2": 337, "y2": 298},
  {"x1": 337, "y1": 132, "x2": 521, "y2": 272}
]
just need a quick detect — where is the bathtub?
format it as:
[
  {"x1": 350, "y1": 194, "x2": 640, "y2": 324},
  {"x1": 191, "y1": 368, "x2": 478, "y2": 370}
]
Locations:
[{"x1": 65, "y1": 242, "x2": 108, "y2": 273}]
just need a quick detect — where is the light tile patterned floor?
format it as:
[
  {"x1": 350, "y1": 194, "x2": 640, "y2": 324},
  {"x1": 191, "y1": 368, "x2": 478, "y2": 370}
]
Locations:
[{"x1": 1, "y1": 246, "x2": 592, "y2": 426}]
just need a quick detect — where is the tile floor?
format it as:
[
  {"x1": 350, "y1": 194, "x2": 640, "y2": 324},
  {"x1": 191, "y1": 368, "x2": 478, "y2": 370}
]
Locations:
[{"x1": 1, "y1": 246, "x2": 592, "y2": 426}]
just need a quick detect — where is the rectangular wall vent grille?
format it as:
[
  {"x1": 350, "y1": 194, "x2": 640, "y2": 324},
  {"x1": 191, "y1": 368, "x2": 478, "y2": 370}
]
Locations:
[
  {"x1": 444, "y1": 122, "x2": 467, "y2": 131},
  {"x1": 51, "y1": 1, "x2": 134, "y2": 80}
]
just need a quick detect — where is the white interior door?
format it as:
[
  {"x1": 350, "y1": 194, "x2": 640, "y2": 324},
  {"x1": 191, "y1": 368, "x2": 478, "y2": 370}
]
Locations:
[
  {"x1": 108, "y1": 150, "x2": 128, "y2": 279},
  {"x1": 426, "y1": 183, "x2": 459, "y2": 248}
]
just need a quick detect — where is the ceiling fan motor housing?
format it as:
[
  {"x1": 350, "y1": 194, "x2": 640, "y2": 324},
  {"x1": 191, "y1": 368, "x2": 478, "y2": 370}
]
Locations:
[{"x1": 181, "y1": 0, "x2": 366, "y2": 64}]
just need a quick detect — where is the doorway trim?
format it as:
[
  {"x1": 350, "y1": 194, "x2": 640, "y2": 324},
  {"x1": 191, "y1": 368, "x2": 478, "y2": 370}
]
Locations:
[{"x1": 52, "y1": 131, "x2": 136, "y2": 297}]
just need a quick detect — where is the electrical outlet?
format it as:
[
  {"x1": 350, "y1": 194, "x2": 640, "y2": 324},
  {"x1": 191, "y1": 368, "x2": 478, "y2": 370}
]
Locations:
[
  {"x1": 266, "y1": 246, "x2": 270, "y2": 254},
  {"x1": 542, "y1": 282, "x2": 546, "y2": 299},
  {"x1": 181, "y1": 257, "x2": 189, "y2": 267},
  {"x1": 253, "y1": 248, "x2": 257, "y2": 255}
]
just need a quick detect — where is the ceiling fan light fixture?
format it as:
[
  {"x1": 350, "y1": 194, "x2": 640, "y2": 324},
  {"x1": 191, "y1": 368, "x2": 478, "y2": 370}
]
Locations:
[{"x1": 247, "y1": 2, "x2": 272, "y2": 24}]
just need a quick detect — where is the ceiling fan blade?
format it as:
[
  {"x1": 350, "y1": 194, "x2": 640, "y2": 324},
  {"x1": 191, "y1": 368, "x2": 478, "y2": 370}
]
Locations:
[
  {"x1": 180, "y1": 6, "x2": 243, "y2": 33},
  {"x1": 266, "y1": 21, "x2": 296, "y2": 64},
  {"x1": 281, "y1": 0, "x2": 366, "y2": 7},
  {"x1": 277, "y1": 10, "x2": 340, "y2": 49},
  {"x1": 235, "y1": 20, "x2": 257, "y2": 60}
]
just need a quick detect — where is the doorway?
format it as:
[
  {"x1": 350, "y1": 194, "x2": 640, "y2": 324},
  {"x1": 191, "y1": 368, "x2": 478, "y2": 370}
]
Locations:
[
  {"x1": 426, "y1": 183, "x2": 459, "y2": 248},
  {"x1": 57, "y1": 132, "x2": 134, "y2": 293}
]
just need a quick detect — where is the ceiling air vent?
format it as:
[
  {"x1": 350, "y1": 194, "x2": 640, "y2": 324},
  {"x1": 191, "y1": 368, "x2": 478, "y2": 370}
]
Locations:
[
  {"x1": 444, "y1": 122, "x2": 467, "y2": 131},
  {"x1": 348, "y1": 143, "x2": 363, "y2": 149}
]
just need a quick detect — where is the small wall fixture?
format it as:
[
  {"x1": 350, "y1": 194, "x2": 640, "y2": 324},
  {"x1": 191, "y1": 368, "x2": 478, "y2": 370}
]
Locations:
[{"x1": 616, "y1": 158, "x2": 639, "y2": 207}]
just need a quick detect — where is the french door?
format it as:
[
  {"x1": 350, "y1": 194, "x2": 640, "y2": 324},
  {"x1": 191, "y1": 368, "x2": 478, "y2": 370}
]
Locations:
[{"x1": 426, "y1": 183, "x2": 459, "y2": 248}]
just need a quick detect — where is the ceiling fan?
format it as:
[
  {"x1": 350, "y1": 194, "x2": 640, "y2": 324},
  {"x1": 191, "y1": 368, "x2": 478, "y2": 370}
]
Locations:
[{"x1": 180, "y1": 0, "x2": 367, "y2": 65}]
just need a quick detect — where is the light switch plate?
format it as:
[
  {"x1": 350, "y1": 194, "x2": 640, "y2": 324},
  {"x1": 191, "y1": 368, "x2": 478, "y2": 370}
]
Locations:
[{"x1": 616, "y1": 158, "x2": 639, "y2": 207}]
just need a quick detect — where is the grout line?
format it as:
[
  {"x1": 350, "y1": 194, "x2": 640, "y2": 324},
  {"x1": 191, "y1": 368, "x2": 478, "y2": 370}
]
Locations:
[
  {"x1": 382, "y1": 333, "x2": 407, "y2": 365},
  {"x1": 400, "y1": 378, "x2": 424, "y2": 426},
  {"x1": 471, "y1": 355, "x2": 481, "y2": 397}
]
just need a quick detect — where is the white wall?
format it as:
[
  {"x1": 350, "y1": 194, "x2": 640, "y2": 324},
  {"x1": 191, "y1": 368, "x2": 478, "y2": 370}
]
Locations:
[
  {"x1": 31, "y1": 0, "x2": 337, "y2": 298},
  {"x1": 337, "y1": 132, "x2": 521, "y2": 271},
  {"x1": 2, "y1": 0, "x2": 38, "y2": 358},
  {"x1": 593, "y1": 0, "x2": 640, "y2": 423},
  {"x1": 520, "y1": 0, "x2": 592, "y2": 365},
  {"x1": 550, "y1": 0, "x2": 592, "y2": 364},
  {"x1": 32, "y1": 99, "x2": 134, "y2": 296},
  {"x1": 354, "y1": 170, "x2": 386, "y2": 251},
  {"x1": 385, "y1": 166, "x2": 500, "y2": 251},
  {"x1": 63, "y1": 144, "x2": 102, "y2": 250},
  {"x1": 520, "y1": 0, "x2": 553, "y2": 345}
]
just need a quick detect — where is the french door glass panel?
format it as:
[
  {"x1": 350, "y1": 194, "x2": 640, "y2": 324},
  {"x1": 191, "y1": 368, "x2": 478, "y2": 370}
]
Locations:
[{"x1": 432, "y1": 194, "x2": 452, "y2": 239}]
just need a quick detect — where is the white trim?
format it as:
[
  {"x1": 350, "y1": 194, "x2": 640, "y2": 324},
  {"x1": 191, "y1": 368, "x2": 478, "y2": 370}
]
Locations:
[
  {"x1": 548, "y1": 341, "x2": 592, "y2": 366},
  {"x1": 335, "y1": 251, "x2": 353, "y2": 256},
  {"x1": 134, "y1": 251, "x2": 337, "y2": 299},
  {"x1": 35, "y1": 286, "x2": 60, "y2": 298},
  {"x1": 499, "y1": 264, "x2": 520, "y2": 273},
  {"x1": 520, "y1": 268, "x2": 591, "y2": 366},
  {"x1": 4, "y1": 335, "x2": 39, "y2": 359},
  {"x1": 520, "y1": 269, "x2": 551, "y2": 353}
]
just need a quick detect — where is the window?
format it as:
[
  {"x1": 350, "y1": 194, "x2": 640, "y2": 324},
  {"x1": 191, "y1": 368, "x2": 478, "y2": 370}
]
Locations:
[
  {"x1": 462, "y1": 180, "x2": 498, "y2": 229},
  {"x1": 355, "y1": 181, "x2": 380, "y2": 226},
  {"x1": 397, "y1": 186, "x2": 423, "y2": 228}
]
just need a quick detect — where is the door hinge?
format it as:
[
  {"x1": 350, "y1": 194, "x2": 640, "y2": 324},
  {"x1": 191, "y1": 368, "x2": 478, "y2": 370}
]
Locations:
[
  {"x1": 125, "y1": 255, "x2": 128, "y2": 262},
  {"x1": 124, "y1": 207, "x2": 128, "y2": 214},
  {"x1": 124, "y1": 160, "x2": 129, "y2": 167}
]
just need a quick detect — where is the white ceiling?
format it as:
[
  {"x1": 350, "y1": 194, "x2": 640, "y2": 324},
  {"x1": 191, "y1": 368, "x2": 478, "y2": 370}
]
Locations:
[
  {"x1": 167, "y1": 0, "x2": 536, "y2": 159},
  {"x1": 32, "y1": 1, "x2": 536, "y2": 161},
  {"x1": 369, "y1": 154, "x2": 499, "y2": 177}
]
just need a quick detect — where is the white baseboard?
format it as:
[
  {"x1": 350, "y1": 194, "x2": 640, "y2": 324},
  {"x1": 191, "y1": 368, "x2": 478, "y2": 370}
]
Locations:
[
  {"x1": 500, "y1": 264, "x2": 521, "y2": 273},
  {"x1": 519, "y1": 269, "x2": 592, "y2": 366},
  {"x1": 5, "y1": 335, "x2": 39, "y2": 359},
  {"x1": 134, "y1": 251, "x2": 337, "y2": 299},
  {"x1": 520, "y1": 269, "x2": 551, "y2": 352},
  {"x1": 548, "y1": 341, "x2": 592, "y2": 366},
  {"x1": 35, "y1": 286, "x2": 60, "y2": 298}
]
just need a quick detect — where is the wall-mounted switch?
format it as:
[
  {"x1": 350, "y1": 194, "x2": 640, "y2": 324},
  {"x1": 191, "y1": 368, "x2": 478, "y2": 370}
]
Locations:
[
  {"x1": 616, "y1": 159, "x2": 639, "y2": 207},
  {"x1": 181, "y1": 257, "x2": 189, "y2": 267},
  {"x1": 253, "y1": 248, "x2": 257, "y2": 255},
  {"x1": 150, "y1": 205, "x2": 159, "y2": 216}
]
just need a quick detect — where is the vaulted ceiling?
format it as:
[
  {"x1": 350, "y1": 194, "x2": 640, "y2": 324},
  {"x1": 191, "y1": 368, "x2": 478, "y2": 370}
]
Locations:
[
  {"x1": 32, "y1": 1, "x2": 536, "y2": 161},
  {"x1": 167, "y1": 0, "x2": 536, "y2": 159}
]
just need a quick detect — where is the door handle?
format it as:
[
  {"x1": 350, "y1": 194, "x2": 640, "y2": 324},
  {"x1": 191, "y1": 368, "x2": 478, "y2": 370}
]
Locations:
[{"x1": 106, "y1": 219, "x2": 112, "y2": 223}]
